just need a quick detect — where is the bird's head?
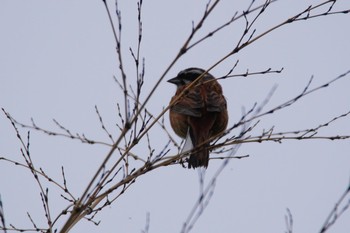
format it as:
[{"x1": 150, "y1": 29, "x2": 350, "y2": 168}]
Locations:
[{"x1": 167, "y1": 67, "x2": 214, "y2": 88}]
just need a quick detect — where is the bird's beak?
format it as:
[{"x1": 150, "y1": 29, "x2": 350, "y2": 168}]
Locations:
[{"x1": 167, "y1": 76, "x2": 181, "y2": 85}]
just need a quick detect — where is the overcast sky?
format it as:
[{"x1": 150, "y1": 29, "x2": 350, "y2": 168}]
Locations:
[{"x1": 1, "y1": 0, "x2": 350, "y2": 233}]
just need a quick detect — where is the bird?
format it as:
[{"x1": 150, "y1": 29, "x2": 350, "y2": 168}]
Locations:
[{"x1": 168, "y1": 67, "x2": 228, "y2": 168}]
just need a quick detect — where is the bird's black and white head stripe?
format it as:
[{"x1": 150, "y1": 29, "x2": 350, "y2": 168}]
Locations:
[{"x1": 168, "y1": 67, "x2": 214, "y2": 86}]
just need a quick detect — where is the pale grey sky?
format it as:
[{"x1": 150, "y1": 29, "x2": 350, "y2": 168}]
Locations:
[{"x1": 1, "y1": 0, "x2": 350, "y2": 233}]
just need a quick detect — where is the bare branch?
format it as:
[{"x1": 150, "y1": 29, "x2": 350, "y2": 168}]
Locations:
[
  {"x1": 319, "y1": 180, "x2": 350, "y2": 233},
  {"x1": 103, "y1": 0, "x2": 130, "y2": 126},
  {"x1": 95, "y1": 105, "x2": 115, "y2": 143},
  {"x1": 0, "y1": 195, "x2": 6, "y2": 233},
  {"x1": 141, "y1": 212, "x2": 150, "y2": 233},
  {"x1": 236, "y1": 70, "x2": 350, "y2": 128},
  {"x1": 1, "y1": 112, "x2": 111, "y2": 146},
  {"x1": 284, "y1": 208, "x2": 293, "y2": 233}
]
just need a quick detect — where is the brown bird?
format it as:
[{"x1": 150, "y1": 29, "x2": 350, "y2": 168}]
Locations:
[{"x1": 168, "y1": 68, "x2": 228, "y2": 168}]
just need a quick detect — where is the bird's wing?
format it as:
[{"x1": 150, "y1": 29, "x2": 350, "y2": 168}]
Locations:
[
  {"x1": 206, "y1": 86, "x2": 227, "y2": 112},
  {"x1": 171, "y1": 87, "x2": 204, "y2": 117}
]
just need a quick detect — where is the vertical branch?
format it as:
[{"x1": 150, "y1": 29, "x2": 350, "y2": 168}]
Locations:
[
  {"x1": 0, "y1": 195, "x2": 6, "y2": 233},
  {"x1": 103, "y1": 0, "x2": 130, "y2": 127},
  {"x1": 23, "y1": 132, "x2": 53, "y2": 231},
  {"x1": 141, "y1": 212, "x2": 150, "y2": 233},
  {"x1": 285, "y1": 208, "x2": 293, "y2": 233},
  {"x1": 130, "y1": 0, "x2": 145, "y2": 141}
]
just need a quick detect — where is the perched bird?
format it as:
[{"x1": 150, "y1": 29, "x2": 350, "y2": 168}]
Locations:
[{"x1": 168, "y1": 68, "x2": 228, "y2": 168}]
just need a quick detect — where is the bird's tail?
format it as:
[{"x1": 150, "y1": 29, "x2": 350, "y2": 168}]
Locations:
[
  {"x1": 188, "y1": 143, "x2": 209, "y2": 168},
  {"x1": 186, "y1": 117, "x2": 213, "y2": 169},
  {"x1": 181, "y1": 128, "x2": 210, "y2": 168}
]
